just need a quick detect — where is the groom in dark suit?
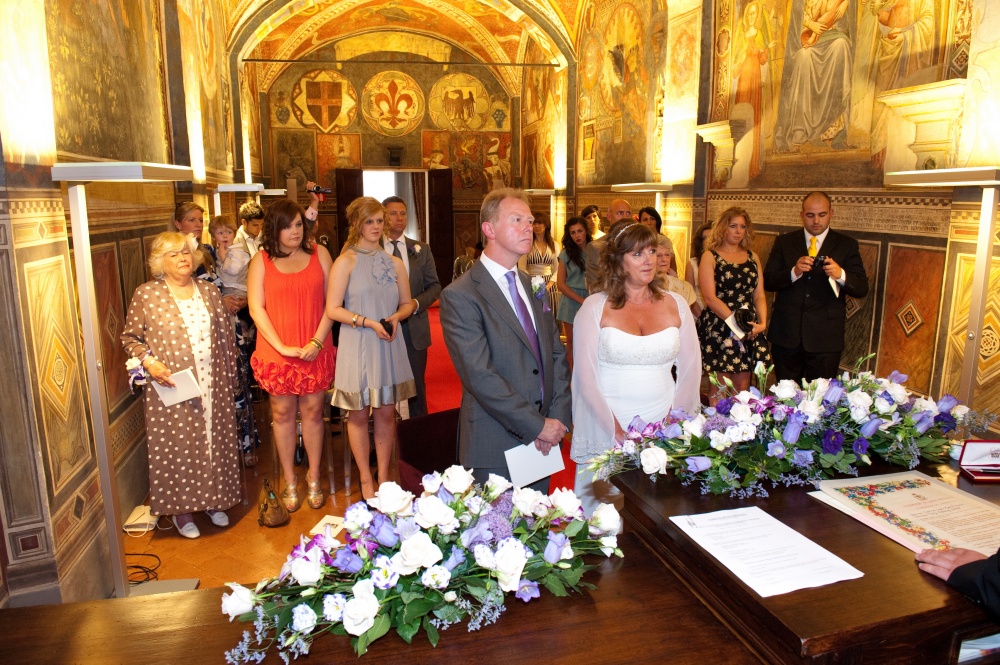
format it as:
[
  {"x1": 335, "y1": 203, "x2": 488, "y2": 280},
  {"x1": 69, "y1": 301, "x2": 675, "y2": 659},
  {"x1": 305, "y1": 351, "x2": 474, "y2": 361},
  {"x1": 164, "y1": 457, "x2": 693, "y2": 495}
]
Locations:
[
  {"x1": 764, "y1": 191, "x2": 868, "y2": 382},
  {"x1": 382, "y1": 196, "x2": 442, "y2": 418},
  {"x1": 440, "y1": 188, "x2": 571, "y2": 490}
]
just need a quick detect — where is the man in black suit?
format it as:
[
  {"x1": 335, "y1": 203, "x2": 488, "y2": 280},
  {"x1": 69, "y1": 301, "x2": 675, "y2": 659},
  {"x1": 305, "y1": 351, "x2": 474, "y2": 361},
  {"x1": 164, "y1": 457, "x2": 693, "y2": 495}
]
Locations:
[
  {"x1": 763, "y1": 191, "x2": 868, "y2": 382},
  {"x1": 382, "y1": 196, "x2": 442, "y2": 418},
  {"x1": 917, "y1": 547, "x2": 1000, "y2": 620}
]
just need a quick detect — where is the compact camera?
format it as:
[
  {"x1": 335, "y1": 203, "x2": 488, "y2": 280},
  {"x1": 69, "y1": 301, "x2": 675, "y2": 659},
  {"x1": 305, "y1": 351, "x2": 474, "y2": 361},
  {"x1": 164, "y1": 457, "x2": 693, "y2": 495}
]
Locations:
[
  {"x1": 307, "y1": 185, "x2": 333, "y2": 195},
  {"x1": 812, "y1": 255, "x2": 828, "y2": 272}
]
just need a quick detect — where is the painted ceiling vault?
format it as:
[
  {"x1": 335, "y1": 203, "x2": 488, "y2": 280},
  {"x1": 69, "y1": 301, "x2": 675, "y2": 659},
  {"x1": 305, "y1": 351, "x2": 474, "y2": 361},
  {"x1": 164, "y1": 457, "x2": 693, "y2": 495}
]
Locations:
[{"x1": 225, "y1": 0, "x2": 576, "y2": 96}]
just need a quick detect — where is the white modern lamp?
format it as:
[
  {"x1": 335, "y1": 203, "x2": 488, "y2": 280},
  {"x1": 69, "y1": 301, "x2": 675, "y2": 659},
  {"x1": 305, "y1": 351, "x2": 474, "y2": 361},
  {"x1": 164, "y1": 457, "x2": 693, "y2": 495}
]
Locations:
[
  {"x1": 213, "y1": 182, "x2": 264, "y2": 216},
  {"x1": 885, "y1": 167, "x2": 1000, "y2": 406},
  {"x1": 51, "y1": 162, "x2": 196, "y2": 598}
]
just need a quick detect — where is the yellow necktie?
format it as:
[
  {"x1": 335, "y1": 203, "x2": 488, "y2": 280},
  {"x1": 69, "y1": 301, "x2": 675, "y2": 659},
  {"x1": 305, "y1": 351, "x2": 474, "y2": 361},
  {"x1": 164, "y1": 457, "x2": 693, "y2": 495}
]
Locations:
[{"x1": 808, "y1": 237, "x2": 817, "y2": 257}]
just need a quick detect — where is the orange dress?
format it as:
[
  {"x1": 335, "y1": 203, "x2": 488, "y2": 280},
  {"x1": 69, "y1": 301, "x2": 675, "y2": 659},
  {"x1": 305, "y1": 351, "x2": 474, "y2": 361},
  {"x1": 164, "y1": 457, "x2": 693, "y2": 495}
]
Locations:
[{"x1": 251, "y1": 249, "x2": 336, "y2": 395}]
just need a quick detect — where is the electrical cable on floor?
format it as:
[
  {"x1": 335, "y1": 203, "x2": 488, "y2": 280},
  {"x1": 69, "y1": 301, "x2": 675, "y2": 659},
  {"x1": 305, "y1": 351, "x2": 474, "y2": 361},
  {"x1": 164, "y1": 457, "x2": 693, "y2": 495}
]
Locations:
[{"x1": 125, "y1": 552, "x2": 162, "y2": 585}]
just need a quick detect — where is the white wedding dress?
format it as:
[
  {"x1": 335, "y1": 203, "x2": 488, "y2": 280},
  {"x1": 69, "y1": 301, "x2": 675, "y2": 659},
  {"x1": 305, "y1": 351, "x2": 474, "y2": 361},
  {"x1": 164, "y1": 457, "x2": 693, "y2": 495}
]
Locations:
[{"x1": 570, "y1": 291, "x2": 702, "y2": 516}]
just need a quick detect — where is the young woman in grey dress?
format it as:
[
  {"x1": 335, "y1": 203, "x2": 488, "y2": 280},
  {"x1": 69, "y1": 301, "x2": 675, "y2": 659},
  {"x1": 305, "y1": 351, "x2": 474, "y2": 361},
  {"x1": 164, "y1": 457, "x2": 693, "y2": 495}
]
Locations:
[{"x1": 326, "y1": 197, "x2": 416, "y2": 500}]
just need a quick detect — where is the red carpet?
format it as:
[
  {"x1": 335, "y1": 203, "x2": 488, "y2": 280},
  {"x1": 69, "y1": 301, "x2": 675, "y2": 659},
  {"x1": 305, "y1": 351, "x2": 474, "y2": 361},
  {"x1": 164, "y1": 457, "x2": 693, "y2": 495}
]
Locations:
[{"x1": 423, "y1": 306, "x2": 577, "y2": 491}]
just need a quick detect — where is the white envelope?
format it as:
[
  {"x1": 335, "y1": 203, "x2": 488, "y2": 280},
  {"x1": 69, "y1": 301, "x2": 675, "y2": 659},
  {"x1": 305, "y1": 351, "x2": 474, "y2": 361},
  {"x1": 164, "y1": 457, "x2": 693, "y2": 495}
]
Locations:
[
  {"x1": 504, "y1": 442, "x2": 565, "y2": 488},
  {"x1": 150, "y1": 367, "x2": 203, "y2": 407}
]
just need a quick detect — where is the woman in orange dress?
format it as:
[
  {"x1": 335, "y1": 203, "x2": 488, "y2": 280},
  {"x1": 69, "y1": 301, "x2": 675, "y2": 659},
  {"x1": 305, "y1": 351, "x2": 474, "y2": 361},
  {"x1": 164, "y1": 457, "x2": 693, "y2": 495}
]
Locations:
[{"x1": 248, "y1": 200, "x2": 336, "y2": 512}]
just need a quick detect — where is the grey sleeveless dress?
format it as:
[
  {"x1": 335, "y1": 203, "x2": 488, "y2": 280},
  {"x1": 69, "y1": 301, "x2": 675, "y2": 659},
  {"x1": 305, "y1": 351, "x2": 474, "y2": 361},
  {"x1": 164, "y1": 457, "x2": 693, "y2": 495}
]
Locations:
[{"x1": 331, "y1": 246, "x2": 416, "y2": 410}]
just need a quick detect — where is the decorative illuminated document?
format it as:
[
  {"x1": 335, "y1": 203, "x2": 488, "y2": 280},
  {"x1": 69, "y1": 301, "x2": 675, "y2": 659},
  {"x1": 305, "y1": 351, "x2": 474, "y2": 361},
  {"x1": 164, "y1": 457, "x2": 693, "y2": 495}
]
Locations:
[
  {"x1": 669, "y1": 506, "x2": 863, "y2": 597},
  {"x1": 818, "y1": 471, "x2": 1000, "y2": 553}
]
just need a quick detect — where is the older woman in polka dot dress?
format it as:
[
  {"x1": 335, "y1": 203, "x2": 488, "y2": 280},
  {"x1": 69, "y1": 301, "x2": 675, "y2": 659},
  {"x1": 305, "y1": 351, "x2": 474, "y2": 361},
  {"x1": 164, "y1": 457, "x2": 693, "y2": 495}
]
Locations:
[{"x1": 121, "y1": 232, "x2": 242, "y2": 539}]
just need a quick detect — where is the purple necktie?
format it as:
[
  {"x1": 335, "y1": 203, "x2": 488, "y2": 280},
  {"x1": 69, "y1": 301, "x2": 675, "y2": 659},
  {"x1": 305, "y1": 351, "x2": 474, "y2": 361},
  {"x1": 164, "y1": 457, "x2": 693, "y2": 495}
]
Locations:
[{"x1": 504, "y1": 271, "x2": 544, "y2": 399}]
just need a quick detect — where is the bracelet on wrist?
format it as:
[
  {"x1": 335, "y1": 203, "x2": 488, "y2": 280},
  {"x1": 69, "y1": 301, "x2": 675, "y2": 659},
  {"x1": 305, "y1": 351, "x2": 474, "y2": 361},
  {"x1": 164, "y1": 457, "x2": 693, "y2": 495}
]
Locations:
[
  {"x1": 308, "y1": 337, "x2": 323, "y2": 350},
  {"x1": 351, "y1": 313, "x2": 359, "y2": 328},
  {"x1": 361, "y1": 317, "x2": 367, "y2": 329}
]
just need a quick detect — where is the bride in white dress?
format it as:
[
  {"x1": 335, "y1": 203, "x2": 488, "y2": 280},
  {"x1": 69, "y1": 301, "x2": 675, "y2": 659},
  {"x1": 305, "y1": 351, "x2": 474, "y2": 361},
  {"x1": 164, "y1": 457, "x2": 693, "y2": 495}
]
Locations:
[{"x1": 570, "y1": 221, "x2": 702, "y2": 516}]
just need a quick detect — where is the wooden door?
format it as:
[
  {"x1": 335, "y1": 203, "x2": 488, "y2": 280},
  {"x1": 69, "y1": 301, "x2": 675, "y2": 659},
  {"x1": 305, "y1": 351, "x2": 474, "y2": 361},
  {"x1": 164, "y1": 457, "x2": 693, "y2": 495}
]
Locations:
[
  {"x1": 334, "y1": 168, "x2": 363, "y2": 252},
  {"x1": 427, "y1": 169, "x2": 454, "y2": 288}
]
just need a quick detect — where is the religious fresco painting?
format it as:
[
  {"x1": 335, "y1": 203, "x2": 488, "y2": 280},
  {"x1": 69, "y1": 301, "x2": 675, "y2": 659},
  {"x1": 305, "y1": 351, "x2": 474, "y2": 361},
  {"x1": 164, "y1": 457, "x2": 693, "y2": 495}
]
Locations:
[
  {"x1": 240, "y1": 63, "x2": 264, "y2": 173},
  {"x1": 292, "y1": 70, "x2": 358, "y2": 134},
  {"x1": 316, "y1": 134, "x2": 362, "y2": 187},
  {"x1": 711, "y1": 0, "x2": 963, "y2": 188},
  {"x1": 273, "y1": 129, "x2": 316, "y2": 188},
  {"x1": 575, "y1": 0, "x2": 668, "y2": 186},
  {"x1": 520, "y1": 36, "x2": 564, "y2": 189},
  {"x1": 483, "y1": 133, "x2": 513, "y2": 190},
  {"x1": 45, "y1": 0, "x2": 167, "y2": 162}
]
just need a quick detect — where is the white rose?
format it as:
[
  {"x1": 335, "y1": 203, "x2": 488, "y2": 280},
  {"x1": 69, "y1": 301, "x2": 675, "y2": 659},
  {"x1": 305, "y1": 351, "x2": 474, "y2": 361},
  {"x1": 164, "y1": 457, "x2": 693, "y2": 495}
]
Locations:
[
  {"x1": 441, "y1": 465, "x2": 476, "y2": 494},
  {"x1": 389, "y1": 530, "x2": 443, "y2": 575},
  {"x1": 683, "y1": 414, "x2": 706, "y2": 439},
  {"x1": 810, "y1": 378, "x2": 830, "y2": 402},
  {"x1": 414, "y1": 495, "x2": 460, "y2": 534},
  {"x1": 342, "y1": 579, "x2": 380, "y2": 636},
  {"x1": 290, "y1": 553, "x2": 323, "y2": 587},
  {"x1": 728, "y1": 402, "x2": 762, "y2": 426},
  {"x1": 473, "y1": 543, "x2": 496, "y2": 569},
  {"x1": 421, "y1": 471, "x2": 443, "y2": 495},
  {"x1": 599, "y1": 535, "x2": 618, "y2": 556},
  {"x1": 291, "y1": 604, "x2": 317, "y2": 634},
  {"x1": 549, "y1": 487, "x2": 583, "y2": 518},
  {"x1": 874, "y1": 396, "x2": 896, "y2": 415},
  {"x1": 484, "y1": 473, "x2": 512, "y2": 499},
  {"x1": 221, "y1": 583, "x2": 254, "y2": 620},
  {"x1": 493, "y1": 538, "x2": 528, "y2": 592},
  {"x1": 953, "y1": 405, "x2": 970, "y2": 423},
  {"x1": 912, "y1": 397, "x2": 938, "y2": 416},
  {"x1": 770, "y1": 380, "x2": 799, "y2": 401},
  {"x1": 367, "y1": 482, "x2": 414, "y2": 516},
  {"x1": 640, "y1": 447, "x2": 668, "y2": 475},
  {"x1": 709, "y1": 429, "x2": 731, "y2": 451},
  {"x1": 880, "y1": 380, "x2": 909, "y2": 405},
  {"x1": 589, "y1": 503, "x2": 622, "y2": 536},
  {"x1": 797, "y1": 399, "x2": 823, "y2": 424},
  {"x1": 846, "y1": 390, "x2": 874, "y2": 423},
  {"x1": 512, "y1": 487, "x2": 546, "y2": 516}
]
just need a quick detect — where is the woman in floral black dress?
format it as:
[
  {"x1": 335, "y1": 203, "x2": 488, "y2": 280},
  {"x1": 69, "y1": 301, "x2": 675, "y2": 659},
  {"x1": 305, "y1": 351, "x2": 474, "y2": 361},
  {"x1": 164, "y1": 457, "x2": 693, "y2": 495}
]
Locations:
[{"x1": 697, "y1": 207, "x2": 771, "y2": 403}]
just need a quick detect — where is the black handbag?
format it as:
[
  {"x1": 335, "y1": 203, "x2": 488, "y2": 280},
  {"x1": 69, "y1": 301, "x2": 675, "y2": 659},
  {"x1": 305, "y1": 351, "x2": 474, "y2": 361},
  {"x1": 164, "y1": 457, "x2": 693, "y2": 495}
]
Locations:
[{"x1": 733, "y1": 306, "x2": 756, "y2": 335}]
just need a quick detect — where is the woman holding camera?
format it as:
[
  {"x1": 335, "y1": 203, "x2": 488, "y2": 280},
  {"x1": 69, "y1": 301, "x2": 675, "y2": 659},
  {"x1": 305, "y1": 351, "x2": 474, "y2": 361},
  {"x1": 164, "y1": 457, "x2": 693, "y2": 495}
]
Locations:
[
  {"x1": 326, "y1": 197, "x2": 415, "y2": 500},
  {"x1": 697, "y1": 207, "x2": 770, "y2": 403}
]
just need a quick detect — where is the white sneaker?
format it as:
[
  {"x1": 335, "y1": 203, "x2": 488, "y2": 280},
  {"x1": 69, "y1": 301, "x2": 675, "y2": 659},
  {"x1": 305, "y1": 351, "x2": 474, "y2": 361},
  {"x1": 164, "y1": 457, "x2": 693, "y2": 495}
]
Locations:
[
  {"x1": 172, "y1": 515, "x2": 201, "y2": 539},
  {"x1": 205, "y1": 510, "x2": 229, "y2": 527}
]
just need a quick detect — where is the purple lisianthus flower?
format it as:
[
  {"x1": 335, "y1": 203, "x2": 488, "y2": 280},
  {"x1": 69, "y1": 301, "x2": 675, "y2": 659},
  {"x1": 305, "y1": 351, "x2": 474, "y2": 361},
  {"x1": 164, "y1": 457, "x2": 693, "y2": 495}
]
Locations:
[
  {"x1": 332, "y1": 547, "x2": 364, "y2": 574},
  {"x1": 935, "y1": 412, "x2": 957, "y2": 434},
  {"x1": 715, "y1": 397, "x2": 734, "y2": 416},
  {"x1": 661, "y1": 422, "x2": 683, "y2": 439},
  {"x1": 766, "y1": 440, "x2": 786, "y2": 458},
  {"x1": 435, "y1": 485, "x2": 455, "y2": 504},
  {"x1": 937, "y1": 394, "x2": 959, "y2": 414},
  {"x1": 394, "y1": 516, "x2": 421, "y2": 542},
  {"x1": 823, "y1": 380, "x2": 845, "y2": 406},
  {"x1": 669, "y1": 407, "x2": 692, "y2": 420},
  {"x1": 915, "y1": 412, "x2": 936, "y2": 434},
  {"x1": 460, "y1": 520, "x2": 494, "y2": 549},
  {"x1": 888, "y1": 370, "x2": 908, "y2": 384},
  {"x1": 515, "y1": 579, "x2": 540, "y2": 603},
  {"x1": 852, "y1": 437, "x2": 870, "y2": 455},
  {"x1": 821, "y1": 429, "x2": 844, "y2": 455},
  {"x1": 371, "y1": 555, "x2": 399, "y2": 590},
  {"x1": 443, "y1": 545, "x2": 467, "y2": 572},
  {"x1": 685, "y1": 456, "x2": 712, "y2": 473},
  {"x1": 543, "y1": 531, "x2": 570, "y2": 564},
  {"x1": 782, "y1": 411, "x2": 808, "y2": 444},
  {"x1": 369, "y1": 512, "x2": 399, "y2": 548},
  {"x1": 748, "y1": 386, "x2": 762, "y2": 399},
  {"x1": 792, "y1": 449, "x2": 814, "y2": 467},
  {"x1": 308, "y1": 531, "x2": 339, "y2": 553},
  {"x1": 860, "y1": 417, "x2": 881, "y2": 438}
]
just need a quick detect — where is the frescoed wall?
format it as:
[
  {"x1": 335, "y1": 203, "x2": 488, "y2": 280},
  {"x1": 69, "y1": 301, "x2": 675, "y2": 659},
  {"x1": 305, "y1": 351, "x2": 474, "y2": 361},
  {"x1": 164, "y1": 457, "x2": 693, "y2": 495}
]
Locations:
[
  {"x1": 707, "y1": 0, "x2": 965, "y2": 188},
  {"x1": 265, "y1": 41, "x2": 512, "y2": 202}
]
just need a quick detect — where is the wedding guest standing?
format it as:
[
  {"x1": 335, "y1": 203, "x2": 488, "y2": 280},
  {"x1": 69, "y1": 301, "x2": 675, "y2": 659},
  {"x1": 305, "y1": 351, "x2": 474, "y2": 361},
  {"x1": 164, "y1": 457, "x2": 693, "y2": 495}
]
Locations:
[
  {"x1": 248, "y1": 200, "x2": 336, "y2": 512},
  {"x1": 518, "y1": 210, "x2": 560, "y2": 313},
  {"x1": 327, "y1": 197, "x2": 416, "y2": 500},
  {"x1": 121, "y1": 232, "x2": 241, "y2": 539},
  {"x1": 697, "y1": 207, "x2": 770, "y2": 401},
  {"x1": 685, "y1": 221, "x2": 713, "y2": 310},
  {"x1": 580, "y1": 204, "x2": 603, "y2": 239},
  {"x1": 556, "y1": 216, "x2": 591, "y2": 368}
]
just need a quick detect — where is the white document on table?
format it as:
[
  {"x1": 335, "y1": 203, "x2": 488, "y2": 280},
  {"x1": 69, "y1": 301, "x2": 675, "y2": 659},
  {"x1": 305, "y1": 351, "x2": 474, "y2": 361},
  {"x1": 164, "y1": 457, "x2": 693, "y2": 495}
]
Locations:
[
  {"x1": 150, "y1": 367, "x2": 202, "y2": 407},
  {"x1": 819, "y1": 472, "x2": 1000, "y2": 553},
  {"x1": 504, "y1": 442, "x2": 564, "y2": 489},
  {"x1": 670, "y1": 506, "x2": 863, "y2": 597}
]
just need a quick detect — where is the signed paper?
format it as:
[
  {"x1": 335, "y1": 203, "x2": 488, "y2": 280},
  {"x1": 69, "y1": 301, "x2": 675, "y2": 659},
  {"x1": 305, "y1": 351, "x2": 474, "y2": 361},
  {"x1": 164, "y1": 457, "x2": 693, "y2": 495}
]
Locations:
[
  {"x1": 669, "y1": 506, "x2": 863, "y2": 597},
  {"x1": 504, "y1": 442, "x2": 564, "y2": 489},
  {"x1": 150, "y1": 368, "x2": 202, "y2": 407},
  {"x1": 819, "y1": 472, "x2": 1000, "y2": 553}
]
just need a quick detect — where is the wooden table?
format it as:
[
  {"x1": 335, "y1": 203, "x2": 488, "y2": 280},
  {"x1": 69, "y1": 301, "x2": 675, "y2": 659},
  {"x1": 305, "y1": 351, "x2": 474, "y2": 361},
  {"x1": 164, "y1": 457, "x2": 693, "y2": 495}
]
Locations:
[
  {"x1": 613, "y1": 462, "x2": 1000, "y2": 664},
  {"x1": 0, "y1": 533, "x2": 759, "y2": 664}
]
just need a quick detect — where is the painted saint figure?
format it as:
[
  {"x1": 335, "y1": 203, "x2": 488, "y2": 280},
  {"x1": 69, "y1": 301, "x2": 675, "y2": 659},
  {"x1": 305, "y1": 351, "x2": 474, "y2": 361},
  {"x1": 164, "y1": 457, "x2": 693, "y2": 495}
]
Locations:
[{"x1": 733, "y1": 0, "x2": 776, "y2": 180}]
